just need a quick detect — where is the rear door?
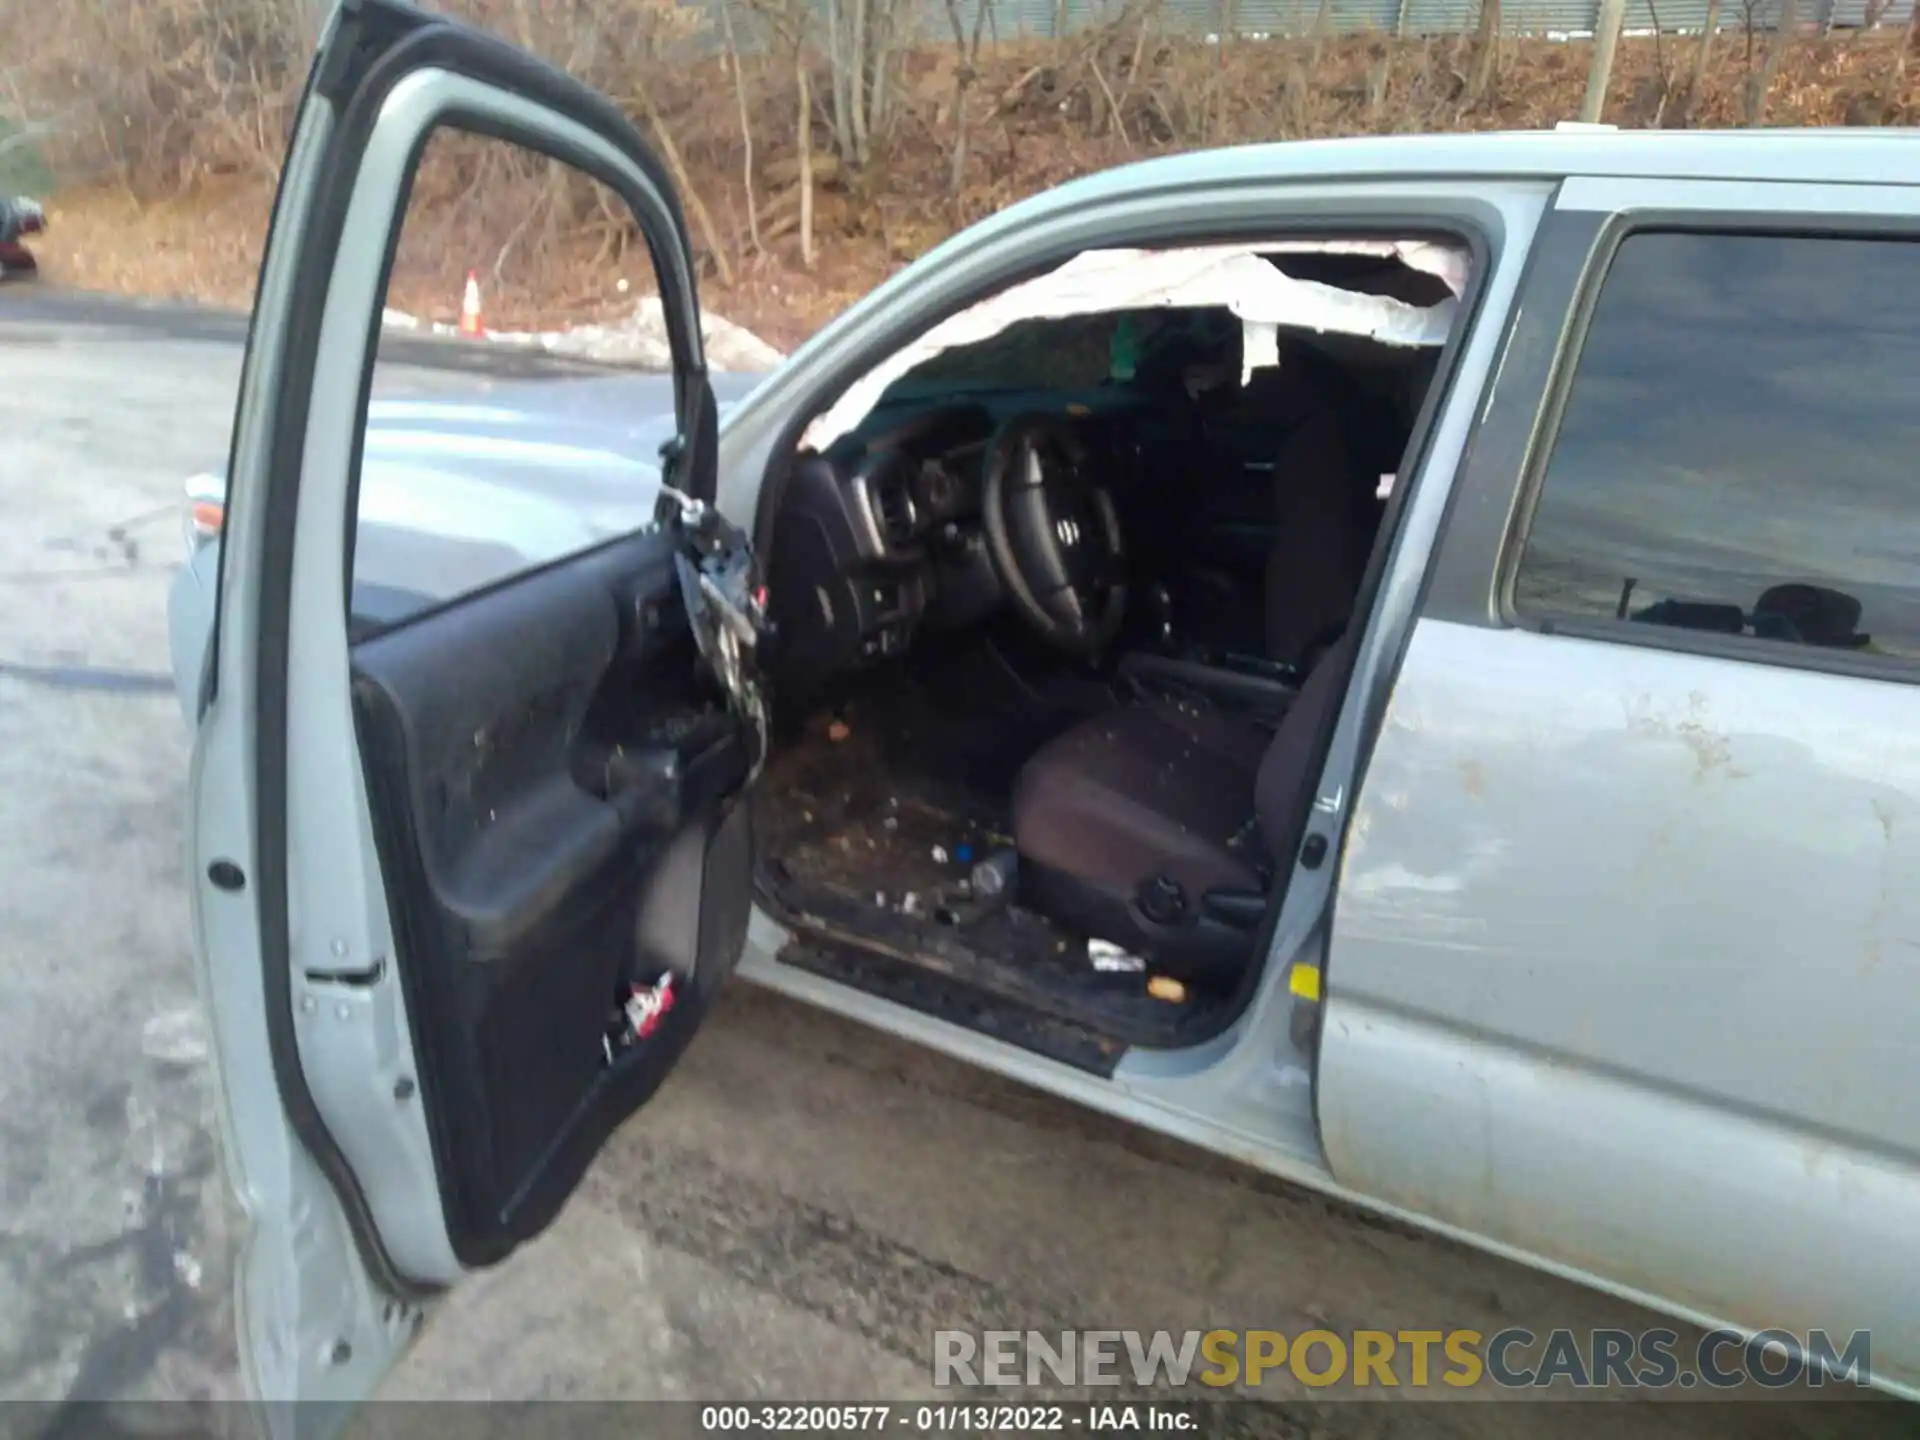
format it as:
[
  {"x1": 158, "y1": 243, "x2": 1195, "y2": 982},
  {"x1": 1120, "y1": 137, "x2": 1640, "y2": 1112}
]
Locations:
[
  {"x1": 1317, "y1": 178, "x2": 1920, "y2": 1391},
  {"x1": 187, "y1": 0, "x2": 764, "y2": 1412}
]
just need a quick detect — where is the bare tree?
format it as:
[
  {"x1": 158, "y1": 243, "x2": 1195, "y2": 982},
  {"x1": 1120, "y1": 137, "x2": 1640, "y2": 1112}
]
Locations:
[
  {"x1": 828, "y1": 0, "x2": 855, "y2": 162},
  {"x1": 1882, "y1": 0, "x2": 1920, "y2": 108},
  {"x1": 1744, "y1": 0, "x2": 1798, "y2": 123},
  {"x1": 1682, "y1": 0, "x2": 1723, "y2": 122},
  {"x1": 627, "y1": 74, "x2": 735, "y2": 286},
  {"x1": 796, "y1": 39, "x2": 816, "y2": 265},
  {"x1": 1090, "y1": 51, "x2": 1130, "y2": 144},
  {"x1": 1581, "y1": 0, "x2": 1628, "y2": 120},
  {"x1": 1735, "y1": 0, "x2": 1762, "y2": 114},
  {"x1": 1366, "y1": 44, "x2": 1396, "y2": 116},
  {"x1": 717, "y1": 0, "x2": 761, "y2": 254},
  {"x1": 1640, "y1": 0, "x2": 1678, "y2": 124},
  {"x1": 743, "y1": 0, "x2": 818, "y2": 265},
  {"x1": 1468, "y1": 0, "x2": 1501, "y2": 104},
  {"x1": 942, "y1": 0, "x2": 992, "y2": 200},
  {"x1": 1203, "y1": 0, "x2": 1236, "y2": 140},
  {"x1": 1112, "y1": 0, "x2": 1161, "y2": 138},
  {"x1": 869, "y1": 0, "x2": 902, "y2": 146},
  {"x1": 849, "y1": 0, "x2": 873, "y2": 162},
  {"x1": 823, "y1": 0, "x2": 901, "y2": 170},
  {"x1": 1310, "y1": 0, "x2": 1337, "y2": 69}
]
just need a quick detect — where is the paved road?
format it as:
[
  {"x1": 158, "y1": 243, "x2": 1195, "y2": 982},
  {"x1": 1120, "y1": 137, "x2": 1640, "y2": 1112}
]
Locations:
[
  {"x1": 0, "y1": 293, "x2": 598, "y2": 1423},
  {"x1": 0, "y1": 291, "x2": 1905, "y2": 1439}
]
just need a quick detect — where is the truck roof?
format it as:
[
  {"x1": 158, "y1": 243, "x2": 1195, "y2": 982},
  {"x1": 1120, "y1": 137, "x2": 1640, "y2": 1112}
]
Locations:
[{"x1": 1042, "y1": 126, "x2": 1920, "y2": 209}]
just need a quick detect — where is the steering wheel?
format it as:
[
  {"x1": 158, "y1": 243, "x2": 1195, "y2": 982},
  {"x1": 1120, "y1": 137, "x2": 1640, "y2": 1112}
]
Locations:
[{"x1": 980, "y1": 415, "x2": 1128, "y2": 656}]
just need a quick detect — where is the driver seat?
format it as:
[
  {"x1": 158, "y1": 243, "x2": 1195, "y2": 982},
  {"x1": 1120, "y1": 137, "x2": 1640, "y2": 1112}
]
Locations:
[
  {"x1": 1010, "y1": 381, "x2": 1375, "y2": 982},
  {"x1": 1010, "y1": 632, "x2": 1355, "y2": 982}
]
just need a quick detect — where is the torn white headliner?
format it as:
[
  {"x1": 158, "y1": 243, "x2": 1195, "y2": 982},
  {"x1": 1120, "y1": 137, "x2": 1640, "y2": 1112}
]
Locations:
[{"x1": 804, "y1": 239, "x2": 1467, "y2": 451}]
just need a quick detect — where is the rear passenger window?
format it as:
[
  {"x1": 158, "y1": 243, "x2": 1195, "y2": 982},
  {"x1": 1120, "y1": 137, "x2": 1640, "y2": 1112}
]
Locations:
[{"x1": 1514, "y1": 231, "x2": 1920, "y2": 667}]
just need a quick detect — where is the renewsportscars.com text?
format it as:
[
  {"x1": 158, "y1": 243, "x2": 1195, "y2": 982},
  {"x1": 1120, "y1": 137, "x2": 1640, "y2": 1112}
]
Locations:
[{"x1": 932, "y1": 1327, "x2": 1873, "y2": 1392}]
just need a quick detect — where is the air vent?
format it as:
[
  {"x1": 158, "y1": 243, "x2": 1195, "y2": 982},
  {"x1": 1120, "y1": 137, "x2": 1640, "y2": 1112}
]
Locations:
[{"x1": 872, "y1": 478, "x2": 918, "y2": 548}]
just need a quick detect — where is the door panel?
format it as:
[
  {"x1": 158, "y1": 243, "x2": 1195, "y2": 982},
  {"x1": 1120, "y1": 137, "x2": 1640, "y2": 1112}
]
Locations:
[{"x1": 350, "y1": 532, "x2": 752, "y2": 1265}]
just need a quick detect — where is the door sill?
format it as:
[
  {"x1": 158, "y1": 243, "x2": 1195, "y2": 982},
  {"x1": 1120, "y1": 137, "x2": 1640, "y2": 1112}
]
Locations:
[{"x1": 777, "y1": 932, "x2": 1127, "y2": 1076}]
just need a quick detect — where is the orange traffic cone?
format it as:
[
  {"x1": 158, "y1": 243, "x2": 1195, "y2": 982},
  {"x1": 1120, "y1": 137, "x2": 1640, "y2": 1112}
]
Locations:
[{"x1": 458, "y1": 271, "x2": 484, "y2": 337}]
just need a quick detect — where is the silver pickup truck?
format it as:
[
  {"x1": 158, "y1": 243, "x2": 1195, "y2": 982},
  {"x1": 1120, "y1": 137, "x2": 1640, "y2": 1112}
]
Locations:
[{"x1": 172, "y1": 0, "x2": 1920, "y2": 1418}]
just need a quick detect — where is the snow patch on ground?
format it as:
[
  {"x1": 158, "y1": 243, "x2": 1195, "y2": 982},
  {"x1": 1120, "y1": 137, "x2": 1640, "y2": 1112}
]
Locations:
[{"x1": 381, "y1": 296, "x2": 784, "y2": 372}]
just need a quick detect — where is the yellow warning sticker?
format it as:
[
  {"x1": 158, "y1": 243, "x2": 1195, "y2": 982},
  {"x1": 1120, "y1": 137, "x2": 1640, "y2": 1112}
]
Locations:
[{"x1": 1288, "y1": 964, "x2": 1322, "y2": 1001}]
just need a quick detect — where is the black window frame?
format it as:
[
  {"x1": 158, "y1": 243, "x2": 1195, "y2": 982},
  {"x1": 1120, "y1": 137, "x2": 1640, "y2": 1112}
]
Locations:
[
  {"x1": 344, "y1": 117, "x2": 686, "y2": 642},
  {"x1": 1495, "y1": 205, "x2": 1920, "y2": 688}
]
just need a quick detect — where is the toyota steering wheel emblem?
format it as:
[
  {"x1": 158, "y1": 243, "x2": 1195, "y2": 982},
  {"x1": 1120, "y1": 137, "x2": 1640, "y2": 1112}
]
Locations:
[{"x1": 1055, "y1": 517, "x2": 1081, "y2": 548}]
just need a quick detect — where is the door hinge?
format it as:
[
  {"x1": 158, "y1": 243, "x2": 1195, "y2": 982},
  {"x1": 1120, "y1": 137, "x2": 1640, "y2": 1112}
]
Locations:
[
  {"x1": 656, "y1": 435, "x2": 688, "y2": 516},
  {"x1": 658, "y1": 485, "x2": 772, "y2": 783}
]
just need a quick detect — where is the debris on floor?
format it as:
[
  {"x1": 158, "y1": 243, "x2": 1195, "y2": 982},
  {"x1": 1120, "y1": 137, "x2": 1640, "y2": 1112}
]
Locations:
[
  {"x1": 754, "y1": 708, "x2": 1226, "y2": 1032},
  {"x1": 1088, "y1": 939, "x2": 1147, "y2": 974},
  {"x1": 1147, "y1": 975, "x2": 1188, "y2": 1004},
  {"x1": 970, "y1": 849, "x2": 1018, "y2": 899}
]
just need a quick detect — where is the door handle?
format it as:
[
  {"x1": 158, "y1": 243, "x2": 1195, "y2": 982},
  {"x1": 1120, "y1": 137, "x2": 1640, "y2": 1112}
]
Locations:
[{"x1": 602, "y1": 746, "x2": 683, "y2": 836}]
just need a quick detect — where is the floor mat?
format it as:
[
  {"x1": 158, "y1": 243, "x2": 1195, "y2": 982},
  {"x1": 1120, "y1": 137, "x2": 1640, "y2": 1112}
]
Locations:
[
  {"x1": 757, "y1": 699, "x2": 1224, "y2": 1048},
  {"x1": 756, "y1": 703, "x2": 1021, "y2": 926}
]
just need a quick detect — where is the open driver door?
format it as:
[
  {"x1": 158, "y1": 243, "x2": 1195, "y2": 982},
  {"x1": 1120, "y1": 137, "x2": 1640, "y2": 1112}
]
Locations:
[{"x1": 185, "y1": 1, "x2": 766, "y2": 1428}]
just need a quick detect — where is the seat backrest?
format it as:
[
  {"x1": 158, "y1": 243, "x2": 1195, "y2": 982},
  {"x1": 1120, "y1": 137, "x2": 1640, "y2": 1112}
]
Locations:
[
  {"x1": 1263, "y1": 409, "x2": 1372, "y2": 668},
  {"x1": 1254, "y1": 631, "x2": 1358, "y2": 872}
]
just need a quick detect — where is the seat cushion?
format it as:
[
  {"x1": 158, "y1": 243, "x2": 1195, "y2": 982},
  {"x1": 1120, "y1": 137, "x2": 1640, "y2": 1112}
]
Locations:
[
  {"x1": 1009, "y1": 634, "x2": 1360, "y2": 979},
  {"x1": 1011, "y1": 701, "x2": 1270, "y2": 908}
]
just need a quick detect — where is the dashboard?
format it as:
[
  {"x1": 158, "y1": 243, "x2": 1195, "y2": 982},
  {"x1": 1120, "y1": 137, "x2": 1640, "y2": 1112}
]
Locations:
[{"x1": 763, "y1": 394, "x2": 1151, "y2": 695}]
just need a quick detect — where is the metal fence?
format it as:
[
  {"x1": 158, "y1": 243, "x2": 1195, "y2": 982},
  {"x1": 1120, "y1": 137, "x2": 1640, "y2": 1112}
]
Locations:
[{"x1": 717, "y1": 0, "x2": 1911, "y2": 44}]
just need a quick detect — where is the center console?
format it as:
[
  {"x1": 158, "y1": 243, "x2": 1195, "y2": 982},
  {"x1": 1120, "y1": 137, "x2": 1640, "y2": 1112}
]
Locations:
[
  {"x1": 1116, "y1": 582, "x2": 1301, "y2": 721},
  {"x1": 1117, "y1": 646, "x2": 1300, "y2": 723}
]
